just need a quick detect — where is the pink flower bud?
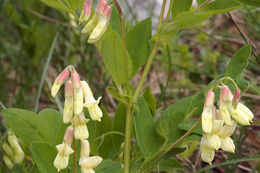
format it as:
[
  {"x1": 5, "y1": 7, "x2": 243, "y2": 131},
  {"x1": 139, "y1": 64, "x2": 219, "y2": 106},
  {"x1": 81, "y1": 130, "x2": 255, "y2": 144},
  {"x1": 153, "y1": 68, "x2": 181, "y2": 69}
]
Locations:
[
  {"x1": 84, "y1": 0, "x2": 92, "y2": 16},
  {"x1": 220, "y1": 86, "x2": 233, "y2": 102},
  {"x1": 104, "y1": 5, "x2": 112, "y2": 20},
  {"x1": 65, "y1": 81, "x2": 73, "y2": 98},
  {"x1": 232, "y1": 89, "x2": 240, "y2": 109},
  {"x1": 204, "y1": 91, "x2": 215, "y2": 107},
  {"x1": 72, "y1": 72, "x2": 81, "y2": 89},
  {"x1": 64, "y1": 126, "x2": 74, "y2": 145},
  {"x1": 55, "y1": 68, "x2": 69, "y2": 84}
]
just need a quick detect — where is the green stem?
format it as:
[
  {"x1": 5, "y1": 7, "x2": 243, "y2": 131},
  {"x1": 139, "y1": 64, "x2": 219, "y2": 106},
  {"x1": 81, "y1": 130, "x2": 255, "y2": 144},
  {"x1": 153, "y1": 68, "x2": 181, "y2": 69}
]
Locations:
[
  {"x1": 124, "y1": 106, "x2": 132, "y2": 173},
  {"x1": 165, "y1": 0, "x2": 173, "y2": 22},
  {"x1": 140, "y1": 117, "x2": 201, "y2": 172},
  {"x1": 211, "y1": 76, "x2": 238, "y2": 91}
]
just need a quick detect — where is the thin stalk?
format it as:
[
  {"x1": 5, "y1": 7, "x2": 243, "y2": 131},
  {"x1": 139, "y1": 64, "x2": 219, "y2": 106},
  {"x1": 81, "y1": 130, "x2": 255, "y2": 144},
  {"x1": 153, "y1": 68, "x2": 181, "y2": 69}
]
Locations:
[
  {"x1": 124, "y1": 106, "x2": 132, "y2": 173},
  {"x1": 34, "y1": 33, "x2": 59, "y2": 113},
  {"x1": 133, "y1": 0, "x2": 167, "y2": 101},
  {"x1": 73, "y1": 137, "x2": 77, "y2": 173},
  {"x1": 199, "y1": 0, "x2": 211, "y2": 9},
  {"x1": 140, "y1": 117, "x2": 201, "y2": 172},
  {"x1": 0, "y1": 100, "x2": 6, "y2": 110},
  {"x1": 165, "y1": 0, "x2": 173, "y2": 22}
]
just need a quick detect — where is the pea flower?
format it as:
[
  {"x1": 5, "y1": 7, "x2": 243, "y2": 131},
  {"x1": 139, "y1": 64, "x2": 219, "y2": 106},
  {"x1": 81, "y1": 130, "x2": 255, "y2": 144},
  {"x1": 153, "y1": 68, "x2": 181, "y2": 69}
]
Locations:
[
  {"x1": 63, "y1": 80, "x2": 74, "y2": 123},
  {"x1": 219, "y1": 86, "x2": 234, "y2": 125},
  {"x1": 3, "y1": 155, "x2": 13, "y2": 169},
  {"x1": 81, "y1": 81, "x2": 103, "y2": 122},
  {"x1": 72, "y1": 72, "x2": 84, "y2": 115},
  {"x1": 82, "y1": 0, "x2": 112, "y2": 43},
  {"x1": 79, "y1": 0, "x2": 93, "y2": 23},
  {"x1": 54, "y1": 126, "x2": 74, "y2": 172},
  {"x1": 71, "y1": 112, "x2": 89, "y2": 140},
  {"x1": 201, "y1": 90, "x2": 215, "y2": 133},
  {"x1": 51, "y1": 68, "x2": 69, "y2": 97}
]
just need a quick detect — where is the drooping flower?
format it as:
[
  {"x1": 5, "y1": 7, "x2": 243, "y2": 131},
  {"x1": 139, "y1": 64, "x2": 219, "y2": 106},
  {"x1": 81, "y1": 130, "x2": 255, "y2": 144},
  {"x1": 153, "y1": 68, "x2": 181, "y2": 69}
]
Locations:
[
  {"x1": 219, "y1": 86, "x2": 233, "y2": 125},
  {"x1": 7, "y1": 131, "x2": 24, "y2": 164},
  {"x1": 63, "y1": 80, "x2": 74, "y2": 123},
  {"x1": 71, "y1": 112, "x2": 89, "y2": 140},
  {"x1": 82, "y1": 0, "x2": 112, "y2": 43},
  {"x1": 51, "y1": 68, "x2": 69, "y2": 97},
  {"x1": 54, "y1": 126, "x2": 74, "y2": 172},
  {"x1": 201, "y1": 90, "x2": 215, "y2": 133},
  {"x1": 80, "y1": 156, "x2": 103, "y2": 173},
  {"x1": 72, "y1": 72, "x2": 84, "y2": 115}
]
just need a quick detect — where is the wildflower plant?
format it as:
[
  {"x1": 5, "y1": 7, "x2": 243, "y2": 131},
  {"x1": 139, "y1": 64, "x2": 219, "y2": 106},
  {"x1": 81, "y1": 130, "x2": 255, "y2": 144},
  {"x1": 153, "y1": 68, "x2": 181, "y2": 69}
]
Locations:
[{"x1": 1, "y1": 0, "x2": 259, "y2": 172}]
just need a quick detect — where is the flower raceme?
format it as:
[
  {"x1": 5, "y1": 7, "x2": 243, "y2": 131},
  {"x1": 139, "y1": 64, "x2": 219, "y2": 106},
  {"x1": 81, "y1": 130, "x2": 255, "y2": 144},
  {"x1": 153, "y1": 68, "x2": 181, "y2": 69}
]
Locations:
[
  {"x1": 81, "y1": 0, "x2": 112, "y2": 43},
  {"x1": 200, "y1": 86, "x2": 254, "y2": 165}
]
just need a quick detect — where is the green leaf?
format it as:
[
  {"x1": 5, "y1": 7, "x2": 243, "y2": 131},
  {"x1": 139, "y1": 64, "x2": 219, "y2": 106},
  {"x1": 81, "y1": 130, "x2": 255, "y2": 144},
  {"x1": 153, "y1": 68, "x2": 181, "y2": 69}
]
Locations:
[
  {"x1": 143, "y1": 87, "x2": 157, "y2": 115},
  {"x1": 201, "y1": 0, "x2": 242, "y2": 14},
  {"x1": 238, "y1": 0, "x2": 260, "y2": 7},
  {"x1": 101, "y1": 31, "x2": 132, "y2": 86},
  {"x1": 110, "y1": 5, "x2": 121, "y2": 35},
  {"x1": 2, "y1": 109, "x2": 42, "y2": 145},
  {"x1": 175, "y1": 12, "x2": 212, "y2": 28},
  {"x1": 157, "y1": 158, "x2": 184, "y2": 171},
  {"x1": 197, "y1": 155, "x2": 260, "y2": 173},
  {"x1": 134, "y1": 97, "x2": 164, "y2": 158},
  {"x1": 106, "y1": 86, "x2": 131, "y2": 105},
  {"x1": 31, "y1": 143, "x2": 57, "y2": 173},
  {"x1": 111, "y1": 103, "x2": 126, "y2": 157},
  {"x1": 65, "y1": 0, "x2": 79, "y2": 10},
  {"x1": 126, "y1": 18, "x2": 152, "y2": 75},
  {"x1": 171, "y1": 0, "x2": 193, "y2": 20},
  {"x1": 2, "y1": 108, "x2": 66, "y2": 147},
  {"x1": 155, "y1": 96, "x2": 194, "y2": 142},
  {"x1": 11, "y1": 164, "x2": 27, "y2": 173},
  {"x1": 225, "y1": 44, "x2": 252, "y2": 79},
  {"x1": 39, "y1": 0, "x2": 72, "y2": 13},
  {"x1": 94, "y1": 160, "x2": 122, "y2": 173}
]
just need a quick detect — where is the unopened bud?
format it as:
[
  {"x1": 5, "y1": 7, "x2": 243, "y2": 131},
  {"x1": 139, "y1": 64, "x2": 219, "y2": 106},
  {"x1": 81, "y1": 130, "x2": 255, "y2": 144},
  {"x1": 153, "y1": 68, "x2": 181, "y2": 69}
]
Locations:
[
  {"x1": 63, "y1": 126, "x2": 74, "y2": 145},
  {"x1": 63, "y1": 81, "x2": 74, "y2": 123},
  {"x1": 51, "y1": 68, "x2": 70, "y2": 97},
  {"x1": 201, "y1": 91, "x2": 215, "y2": 133},
  {"x1": 82, "y1": 13, "x2": 99, "y2": 34},
  {"x1": 2, "y1": 142, "x2": 14, "y2": 158},
  {"x1": 204, "y1": 91, "x2": 215, "y2": 107},
  {"x1": 3, "y1": 155, "x2": 13, "y2": 169},
  {"x1": 74, "y1": 88, "x2": 84, "y2": 115},
  {"x1": 72, "y1": 72, "x2": 81, "y2": 89},
  {"x1": 220, "y1": 137, "x2": 235, "y2": 153},
  {"x1": 79, "y1": 0, "x2": 93, "y2": 23},
  {"x1": 232, "y1": 89, "x2": 240, "y2": 109},
  {"x1": 80, "y1": 140, "x2": 90, "y2": 158},
  {"x1": 220, "y1": 86, "x2": 233, "y2": 102}
]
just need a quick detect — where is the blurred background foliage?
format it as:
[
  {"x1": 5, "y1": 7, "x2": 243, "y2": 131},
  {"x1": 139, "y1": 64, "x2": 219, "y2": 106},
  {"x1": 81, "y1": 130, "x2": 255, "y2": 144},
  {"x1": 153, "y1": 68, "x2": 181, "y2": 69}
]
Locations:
[{"x1": 0, "y1": 0, "x2": 260, "y2": 172}]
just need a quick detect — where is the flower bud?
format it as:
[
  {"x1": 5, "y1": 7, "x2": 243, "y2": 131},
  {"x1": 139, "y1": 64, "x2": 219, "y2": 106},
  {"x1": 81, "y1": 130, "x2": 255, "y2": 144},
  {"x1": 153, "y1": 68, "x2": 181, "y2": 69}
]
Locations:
[
  {"x1": 72, "y1": 72, "x2": 81, "y2": 89},
  {"x1": 74, "y1": 88, "x2": 84, "y2": 115},
  {"x1": 51, "y1": 68, "x2": 69, "y2": 97},
  {"x1": 82, "y1": 13, "x2": 99, "y2": 34},
  {"x1": 84, "y1": 95, "x2": 102, "y2": 121},
  {"x1": 7, "y1": 132, "x2": 24, "y2": 163},
  {"x1": 63, "y1": 126, "x2": 74, "y2": 145},
  {"x1": 3, "y1": 155, "x2": 13, "y2": 169},
  {"x1": 200, "y1": 145, "x2": 214, "y2": 165},
  {"x1": 220, "y1": 86, "x2": 233, "y2": 102},
  {"x1": 63, "y1": 81, "x2": 74, "y2": 123},
  {"x1": 79, "y1": 0, "x2": 93, "y2": 23},
  {"x1": 80, "y1": 156, "x2": 103, "y2": 169},
  {"x1": 2, "y1": 142, "x2": 14, "y2": 158},
  {"x1": 201, "y1": 91, "x2": 215, "y2": 133},
  {"x1": 231, "y1": 103, "x2": 252, "y2": 125},
  {"x1": 219, "y1": 86, "x2": 234, "y2": 125},
  {"x1": 80, "y1": 140, "x2": 90, "y2": 159},
  {"x1": 232, "y1": 89, "x2": 240, "y2": 109},
  {"x1": 220, "y1": 137, "x2": 235, "y2": 153}
]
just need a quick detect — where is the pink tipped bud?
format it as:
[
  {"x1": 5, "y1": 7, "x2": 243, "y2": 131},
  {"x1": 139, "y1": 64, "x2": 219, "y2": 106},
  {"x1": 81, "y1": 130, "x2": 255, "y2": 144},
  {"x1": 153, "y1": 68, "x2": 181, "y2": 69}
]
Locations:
[
  {"x1": 104, "y1": 6, "x2": 112, "y2": 20},
  {"x1": 64, "y1": 126, "x2": 74, "y2": 144},
  {"x1": 97, "y1": 0, "x2": 108, "y2": 16},
  {"x1": 220, "y1": 86, "x2": 233, "y2": 102},
  {"x1": 204, "y1": 91, "x2": 215, "y2": 107},
  {"x1": 72, "y1": 72, "x2": 81, "y2": 89},
  {"x1": 215, "y1": 109, "x2": 221, "y2": 120},
  {"x1": 232, "y1": 89, "x2": 240, "y2": 109},
  {"x1": 65, "y1": 81, "x2": 73, "y2": 97},
  {"x1": 84, "y1": 0, "x2": 92, "y2": 16},
  {"x1": 56, "y1": 68, "x2": 69, "y2": 84}
]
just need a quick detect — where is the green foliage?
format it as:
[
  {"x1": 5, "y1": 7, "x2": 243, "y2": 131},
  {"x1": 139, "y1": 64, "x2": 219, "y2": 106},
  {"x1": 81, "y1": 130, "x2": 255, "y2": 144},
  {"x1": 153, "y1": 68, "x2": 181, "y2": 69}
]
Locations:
[
  {"x1": 201, "y1": 0, "x2": 242, "y2": 14},
  {"x1": 238, "y1": 0, "x2": 260, "y2": 7},
  {"x1": 126, "y1": 18, "x2": 152, "y2": 75},
  {"x1": 134, "y1": 97, "x2": 164, "y2": 158},
  {"x1": 171, "y1": 0, "x2": 193, "y2": 20},
  {"x1": 226, "y1": 44, "x2": 252, "y2": 79},
  {"x1": 143, "y1": 87, "x2": 157, "y2": 115},
  {"x1": 94, "y1": 160, "x2": 122, "y2": 173},
  {"x1": 101, "y1": 31, "x2": 132, "y2": 86},
  {"x1": 156, "y1": 158, "x2": 184, "y2": 171}
]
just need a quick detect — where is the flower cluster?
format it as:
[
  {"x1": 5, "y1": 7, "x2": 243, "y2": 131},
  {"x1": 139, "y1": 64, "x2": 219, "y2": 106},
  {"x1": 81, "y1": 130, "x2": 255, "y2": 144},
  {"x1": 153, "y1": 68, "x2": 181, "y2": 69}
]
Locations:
[
  {"x1": 80, "y1": 0, "x2": 112, "y2": 43},
  {"x1": 200, "y1": 86, "x2": 254, "y2": 165},
  {"x1": 1, "y1": 131, "x2": 25, "y2": 169},
  {"x1": 52, "y1": 66, "x2": 103, "y2": 171}
]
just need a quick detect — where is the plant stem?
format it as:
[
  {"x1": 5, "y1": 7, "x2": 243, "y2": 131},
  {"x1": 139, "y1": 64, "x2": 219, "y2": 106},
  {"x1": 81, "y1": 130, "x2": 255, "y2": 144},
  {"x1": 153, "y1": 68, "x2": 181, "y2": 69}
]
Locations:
[
  {"x1": 124, "y1": 106, "x2": 132, "y2": 173},
  {"x1": 73, "y1": 137, "x2": 77, "y2": 173},
  {"x1": 199, "y1": 0, "x2": 211, "y2": 9}
]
